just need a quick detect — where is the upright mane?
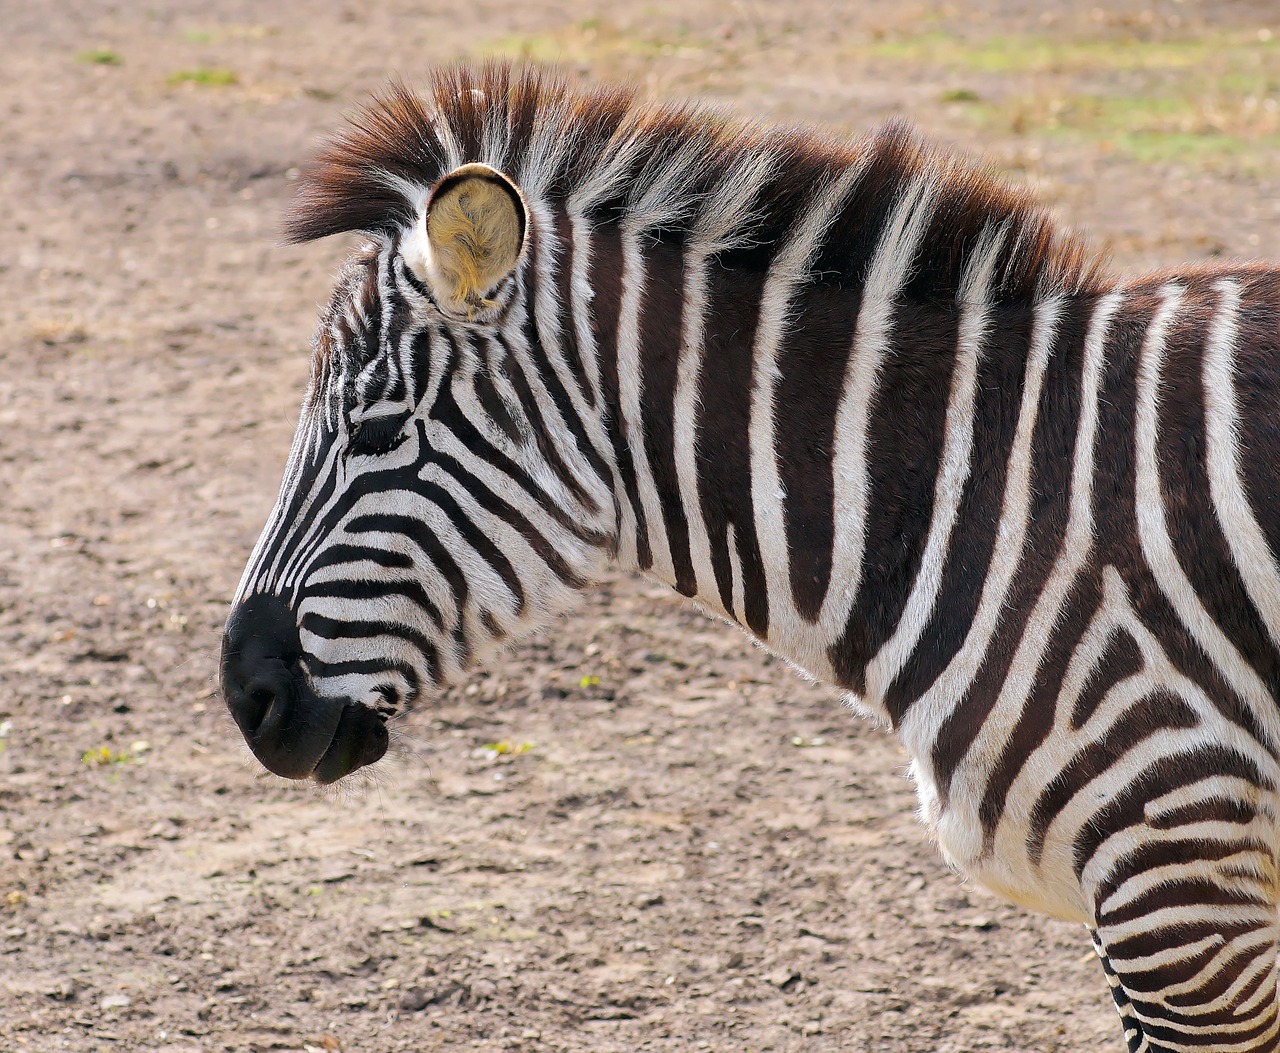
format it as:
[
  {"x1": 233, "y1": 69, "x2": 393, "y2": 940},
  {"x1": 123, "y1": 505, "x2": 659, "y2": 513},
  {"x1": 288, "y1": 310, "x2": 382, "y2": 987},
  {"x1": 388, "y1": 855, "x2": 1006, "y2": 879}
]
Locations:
[{"x1": 287, "y1": 62, "x2": 1110, "y2": 302}]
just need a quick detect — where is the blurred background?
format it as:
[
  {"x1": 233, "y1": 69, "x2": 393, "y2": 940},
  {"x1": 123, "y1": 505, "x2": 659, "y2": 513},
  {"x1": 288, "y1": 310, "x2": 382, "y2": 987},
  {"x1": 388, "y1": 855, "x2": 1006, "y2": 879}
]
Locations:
[{"x1": 2, "y1": 1, "x2": 1277, "y2": 1050}]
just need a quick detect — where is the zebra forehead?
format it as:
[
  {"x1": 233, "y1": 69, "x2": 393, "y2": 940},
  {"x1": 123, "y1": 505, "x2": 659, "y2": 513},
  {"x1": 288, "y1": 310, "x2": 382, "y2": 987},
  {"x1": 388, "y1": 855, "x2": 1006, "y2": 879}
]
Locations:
[{"x1": 285, "y1": 61, "x2": 1110, "y2": 303}]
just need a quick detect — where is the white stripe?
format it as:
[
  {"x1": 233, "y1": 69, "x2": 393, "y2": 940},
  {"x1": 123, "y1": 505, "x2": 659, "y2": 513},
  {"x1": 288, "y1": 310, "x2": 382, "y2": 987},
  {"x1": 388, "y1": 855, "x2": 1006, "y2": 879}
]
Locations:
[
  {"x1": 748, "y1": 160, "x2": 873, "y2": 670},
  {"x1": 500, "y1": 311, "x2": 610, "y2": 527},
  {"x1": 566, "y1": 211, "x2": 604, "y2": 405},
  {"x1": 517, "y1": 96, "x2": 576, "y2": 198},
  {"x1": 864, "y1": 221, "x2": 1006, "y2": 704},
  {"x1": 256, "y1": 439, "x2": 347, "y2": 597},
  {"x1": 818, "y1": 176, "x2": 938, "y2": 649},
  {"x1": 672, "y1": 148, "x2": 779, "y2": 608},
  {"x1": 725, "y1": 521, "x2": 746, "y2": 625},
  {"x1": 1202, "y1": 277, "x2": 1280, "y2": 650},
  {"x1": 670, "y1": 244, "x2": 718, "y2": 602},
  {"x1": 566, "y1": 127, "x2": 650, "y2": 218},
  {"x1": 524, "y1": 201, "x2": 614, "y2": 470},
  {"x1": 1135, "y1": 282, "x2": 1280, "y2": 751},
  {"x1": 978, "y1": 292, "x2": 1123, "y2": 880},
  {"x1": 564, "y1": 210, "x2": 639, "y2": 561},
  {"x1": 901, "y1": 296, "x2": 1062, "y2": 736},
  {"x1": 429, "y1": 110, "x2": 464, "y2": 172},
  {"x1": 615, "y1": 225, "x2": 674, "y2": 581},
  {"x1": 625, "y1": 137, "x2": 707, "y2": 235}
]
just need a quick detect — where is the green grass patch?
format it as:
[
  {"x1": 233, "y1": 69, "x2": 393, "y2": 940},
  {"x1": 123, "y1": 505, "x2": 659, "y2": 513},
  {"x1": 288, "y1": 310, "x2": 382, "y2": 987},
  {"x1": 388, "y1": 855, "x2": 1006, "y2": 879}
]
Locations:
[
  {"x1": 868, "y1": 28, "x2": 1280, "y2": 173},
  {"x1": 179, "y1": 24, "x2": 276, "y2": 43},
  {"x1": 167, "y1": 66, "x2": 239, "y2": 87},
  {"x1": 968, "y1": 89, "x2": 1280, "y2": 169},
  {"x1": 478, "y1": 740, "x2": 536, "y2": 760},
  {"x1": 1108, "y1": 129, "x2": 1268, "y2": 166},
  {"x1": 82, "y1": 745, "x2": 132, "y2": 766},
  {"x1": 866, "y1": 29, "x2": 1278, "y2": 76},
  {"x1": 479, "y1": 18, "x2": 704, "y2": 67},
  {"x1": 77, "y1": 48, "x2": 123, "y2": 66}
]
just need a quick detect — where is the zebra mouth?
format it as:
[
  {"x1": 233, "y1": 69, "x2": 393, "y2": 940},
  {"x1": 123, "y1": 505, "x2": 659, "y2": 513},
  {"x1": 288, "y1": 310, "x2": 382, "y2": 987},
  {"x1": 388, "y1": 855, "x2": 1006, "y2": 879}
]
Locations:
[
  {"x1": 311, "y1": 702, "x2": 389, "y2": 784},
  {"x1": 222, "y1": 593, "x2": 389, "y2": 783},
  {"x1": 226, "y1": 674, "x2": 389, "y2": 784}
]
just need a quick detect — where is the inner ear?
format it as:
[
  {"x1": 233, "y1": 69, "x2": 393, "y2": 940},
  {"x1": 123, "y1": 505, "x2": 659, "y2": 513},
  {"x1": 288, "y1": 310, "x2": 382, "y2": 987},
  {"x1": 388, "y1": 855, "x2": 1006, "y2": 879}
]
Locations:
[{"x1": 407, "y1": 163, "x2": 527, "y2": 318}]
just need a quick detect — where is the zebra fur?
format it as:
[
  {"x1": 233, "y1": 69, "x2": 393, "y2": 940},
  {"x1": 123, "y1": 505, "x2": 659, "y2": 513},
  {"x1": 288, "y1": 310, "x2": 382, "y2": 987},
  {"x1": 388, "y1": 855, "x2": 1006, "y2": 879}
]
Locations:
[{"x1": 223, "y1": 63, "x2": 1280, "y2": 1052}]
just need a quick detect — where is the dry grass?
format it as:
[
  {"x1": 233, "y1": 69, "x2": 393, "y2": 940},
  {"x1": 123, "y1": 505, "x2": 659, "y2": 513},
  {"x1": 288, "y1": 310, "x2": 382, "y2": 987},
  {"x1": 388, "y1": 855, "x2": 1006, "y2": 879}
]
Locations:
[{"x1": 870, "y1": 28, "x2": 1280, "y2": 173}]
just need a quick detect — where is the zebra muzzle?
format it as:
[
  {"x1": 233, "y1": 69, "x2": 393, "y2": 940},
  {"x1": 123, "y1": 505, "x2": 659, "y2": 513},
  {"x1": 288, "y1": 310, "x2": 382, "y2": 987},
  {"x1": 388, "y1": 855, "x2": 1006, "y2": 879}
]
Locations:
[{"x1": 221, "y1": 593, "x2": 389, "y2": 783}]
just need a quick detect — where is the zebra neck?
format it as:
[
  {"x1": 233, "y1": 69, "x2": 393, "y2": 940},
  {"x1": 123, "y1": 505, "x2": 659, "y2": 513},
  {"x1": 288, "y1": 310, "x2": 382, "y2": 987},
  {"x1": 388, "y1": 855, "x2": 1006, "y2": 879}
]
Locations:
[{"x1": 587, "y1": 221, "x2": 1073, "y2": 716}]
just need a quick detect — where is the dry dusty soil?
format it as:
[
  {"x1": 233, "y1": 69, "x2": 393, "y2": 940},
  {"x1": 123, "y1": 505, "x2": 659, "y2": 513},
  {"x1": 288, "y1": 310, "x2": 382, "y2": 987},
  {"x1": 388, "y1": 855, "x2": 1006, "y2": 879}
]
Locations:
[{"x1": 3, "y1": 1, "x2": 1279, "y2": 1050}]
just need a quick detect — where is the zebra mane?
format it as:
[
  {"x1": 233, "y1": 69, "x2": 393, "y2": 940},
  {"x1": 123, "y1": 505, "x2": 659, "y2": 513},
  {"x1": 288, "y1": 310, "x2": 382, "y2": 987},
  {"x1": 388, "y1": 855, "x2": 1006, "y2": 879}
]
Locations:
[{"x1": 286, "y1": 62, "x2": 1110, "y2": 302}]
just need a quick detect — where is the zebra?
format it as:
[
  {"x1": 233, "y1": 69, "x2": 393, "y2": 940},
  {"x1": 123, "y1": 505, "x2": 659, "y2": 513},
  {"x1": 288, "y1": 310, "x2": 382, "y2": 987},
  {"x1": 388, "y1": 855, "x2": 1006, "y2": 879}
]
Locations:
[{"x1": 220, "y1": 63, "x2": 1280, "y2": 1052}]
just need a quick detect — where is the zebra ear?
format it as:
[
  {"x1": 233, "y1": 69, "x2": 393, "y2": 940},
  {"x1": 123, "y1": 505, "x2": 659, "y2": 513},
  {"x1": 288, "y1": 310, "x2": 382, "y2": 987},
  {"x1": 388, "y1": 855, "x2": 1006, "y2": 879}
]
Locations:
[{"x1": 405, "y1": 163, "x2": 526, "y2": 319}]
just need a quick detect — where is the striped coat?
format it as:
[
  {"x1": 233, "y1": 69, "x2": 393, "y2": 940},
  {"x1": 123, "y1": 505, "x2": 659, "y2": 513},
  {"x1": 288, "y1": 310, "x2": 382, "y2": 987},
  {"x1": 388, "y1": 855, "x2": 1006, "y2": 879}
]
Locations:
[{"x1": 222, "y1": 65, "x2": 1280, "y2": 1052}]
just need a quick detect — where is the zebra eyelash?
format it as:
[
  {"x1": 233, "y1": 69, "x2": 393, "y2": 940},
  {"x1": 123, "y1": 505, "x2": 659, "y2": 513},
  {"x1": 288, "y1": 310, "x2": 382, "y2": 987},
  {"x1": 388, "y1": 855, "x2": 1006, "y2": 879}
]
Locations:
[
  {"x1": 346, "y1": 400, "x2": 415, "y2": 457},
  {"x1": 348, "y1": 414, "x2": 409, "y2": 457}
]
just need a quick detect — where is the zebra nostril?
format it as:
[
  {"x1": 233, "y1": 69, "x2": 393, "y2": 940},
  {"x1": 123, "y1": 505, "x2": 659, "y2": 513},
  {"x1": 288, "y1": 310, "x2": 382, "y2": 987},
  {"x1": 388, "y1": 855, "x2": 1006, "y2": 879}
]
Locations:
[
  {"x1": 226, "y1": 675, "x2": 283, "y2": 738},
  {"x1": 239, "y1": 685, "x2": 276, "y2": 735}
]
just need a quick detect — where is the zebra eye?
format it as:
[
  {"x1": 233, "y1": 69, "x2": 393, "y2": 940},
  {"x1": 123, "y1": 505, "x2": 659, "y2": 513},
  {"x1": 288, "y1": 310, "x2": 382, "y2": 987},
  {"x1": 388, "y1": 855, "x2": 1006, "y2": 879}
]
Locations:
[{"x1": 349, "y1": 412, "x2": 410, "y2": 456}]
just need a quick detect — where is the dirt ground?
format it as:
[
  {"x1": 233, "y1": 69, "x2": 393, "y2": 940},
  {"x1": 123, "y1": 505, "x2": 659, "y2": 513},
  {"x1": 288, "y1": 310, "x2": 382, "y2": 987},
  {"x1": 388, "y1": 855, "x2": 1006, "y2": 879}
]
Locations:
[{"x1": 2, "y1": 1, "x2": 1279, "y2": 1050}]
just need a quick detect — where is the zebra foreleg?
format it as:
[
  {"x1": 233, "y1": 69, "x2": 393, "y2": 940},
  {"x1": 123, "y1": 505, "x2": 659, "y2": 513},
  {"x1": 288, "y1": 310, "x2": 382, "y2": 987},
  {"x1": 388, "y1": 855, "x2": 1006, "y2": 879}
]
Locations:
[
  {"x1": 1088, "y1": 893, "x2": 1280, "y2": 1053},
  {"x1": 1092, "y1": 927, "x2": 1152, "y2": 1053}
]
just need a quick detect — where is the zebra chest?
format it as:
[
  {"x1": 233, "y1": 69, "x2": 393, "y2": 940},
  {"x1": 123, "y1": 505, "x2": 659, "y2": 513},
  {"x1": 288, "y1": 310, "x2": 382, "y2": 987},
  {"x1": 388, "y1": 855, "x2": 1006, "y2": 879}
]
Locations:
[
  {"x1": 891, "y1": 559, "x2": 1280, "y2": 928},
  {"x1": 905, "y1": 748, "x2": 1096, "y2": 925},
  {"x1": 899, "y1": 710, "x2": 1098, "y2": 926}
]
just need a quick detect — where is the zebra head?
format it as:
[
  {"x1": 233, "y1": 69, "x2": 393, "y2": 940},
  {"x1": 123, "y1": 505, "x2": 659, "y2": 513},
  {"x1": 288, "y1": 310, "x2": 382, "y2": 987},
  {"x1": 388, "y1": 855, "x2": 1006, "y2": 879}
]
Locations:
[{"x1": 222, "y1": 130, "x2": 616, "y2": 783}]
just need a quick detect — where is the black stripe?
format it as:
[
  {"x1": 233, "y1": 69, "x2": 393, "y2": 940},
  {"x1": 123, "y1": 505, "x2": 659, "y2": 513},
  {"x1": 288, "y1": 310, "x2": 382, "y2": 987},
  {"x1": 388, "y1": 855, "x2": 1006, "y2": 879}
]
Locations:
[
  {"x1": 1141, "y1": 1005, "x2": 1277, "y2": 1048},
  {"x1": 305, "y1": 543, "x2": 413, "y2": 573},
  {"x1": 523, "y1": 220, "x2": 610, "y2": 487},
  {"x1": 1027, "y1": 690, "x2": 1199, "y2": 868},
  {"x1": 429, "y1": 448, "x2": 586, "y2": 589},
  {"x1": 306, "y1": 655, "x2": 427, "y2": 694},
  {"x1": 297, "y1": 576, "x2": 445, "y2": 635},
  {"x1": 1157, "y1": 278, "x2": 1280, "y2": 690},
  {"x1": 888, "y1": 300, "x2": 1033, "y2": 717},
  {"x1": 775, "y1": 280, "x2": 863, "y2": 620},
  {"x1": 277, "y1": 451, "x2": 422, "y2": 591},
  {"x1": 978, "y1": 568, "x2": 1102, "y2": 830},
  {"x1": 301, "y1": 611, "x2": 439, "y2": 663},
  {"x1": 638, "y1": 241, "x2": 695, "y2": 595},
  {"x1": 347, "y1": 512, "x2": 469, "y2": 612},
  {"x1": 1071, "y1": 629, "x2": 1144, "y2": 730},
  {"x1": 968, "y1": 294, "x2": 1125, "y2": 839},
  {"x1": 550, "y1": 210, "x2": 597, "y2": 409},
  {"x1": 498, "y1": 333, "x2": 599, "y2": 513},
  {"x1": 696, "y1": 266, "x2": 770, "y2": 634},
  {"x1": 347, "y1": 509, "x2": 473, "y2": 665},
  {"x1": 258, "y1": 429, "x2": 345, "y2": 588},
  {"x1": 828, "y1": 300, "x2": 959, "y2": 695},
  {"x1": 592, "y1": 226, "x2": 651, "y2": 568},
  {"x1": 417, "y1": 473, "x2": 527, "y2": 613},
  {"x1": 1100, "y1": 876, "x2": 1270, "y2": 929},
  {"x1": 1077, "y1": 745, "x2": 1271, "y2": 881},
  {"x1": 1234, "y1": 271, "x2": 1280, "y2": 583},
  {"x1": 429, "y1": 359, "x2": 609, "y2": 547},
  {"x1": 1091, "y1": 281, "x2": 1274, "y2": 749}
]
